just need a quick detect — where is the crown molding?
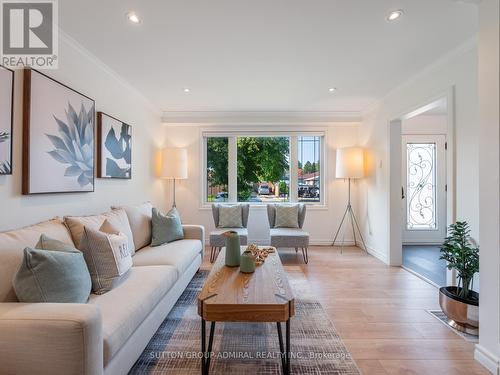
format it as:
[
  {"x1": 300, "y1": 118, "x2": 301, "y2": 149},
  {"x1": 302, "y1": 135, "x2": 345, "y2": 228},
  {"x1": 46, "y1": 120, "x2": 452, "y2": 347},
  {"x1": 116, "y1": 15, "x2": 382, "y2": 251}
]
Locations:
[
  {"x1": 362, "y1": 36, "x2": 478, "y2": 116},
  {"x1": 58, "y1": 28, "x2": 161, "y2": 116},
  {"x1": 161, "y1": 111, "x2": 362, "y2": 126}
]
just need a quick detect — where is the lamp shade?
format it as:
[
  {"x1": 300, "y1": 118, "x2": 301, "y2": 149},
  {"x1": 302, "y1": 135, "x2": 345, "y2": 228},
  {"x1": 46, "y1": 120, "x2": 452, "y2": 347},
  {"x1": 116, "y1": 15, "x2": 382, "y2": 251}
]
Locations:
[
  {"x1": 160, "y1": 147, "x2": 188, "y2": 179},
  {"x1": 336, "y1": 147, "x2": 364, "y2": 179}
]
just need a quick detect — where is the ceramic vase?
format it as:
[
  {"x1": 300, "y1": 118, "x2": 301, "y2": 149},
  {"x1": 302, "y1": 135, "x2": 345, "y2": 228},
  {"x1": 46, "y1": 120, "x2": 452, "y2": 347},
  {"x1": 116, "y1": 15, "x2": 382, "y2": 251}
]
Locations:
[
  {"x1": 224, "y1": 231, "x2": 241, "y2": 267},
  {"x1": 240, "y1": 250, "x2": 256, "y2": 273}
]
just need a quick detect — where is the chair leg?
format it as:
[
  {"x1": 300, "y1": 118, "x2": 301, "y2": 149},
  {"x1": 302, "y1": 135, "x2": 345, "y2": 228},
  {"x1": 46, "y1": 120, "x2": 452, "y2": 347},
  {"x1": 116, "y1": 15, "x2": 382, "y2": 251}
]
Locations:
[
  {"x1": 301, "y1": 247, "x2": 309, "y2": 264},
  {"x1": 295, "y1": 247, "x2": 298, "y2": 253},
  {"x1": 210, "y1": 247, "x2": 216, "y2": 263}
]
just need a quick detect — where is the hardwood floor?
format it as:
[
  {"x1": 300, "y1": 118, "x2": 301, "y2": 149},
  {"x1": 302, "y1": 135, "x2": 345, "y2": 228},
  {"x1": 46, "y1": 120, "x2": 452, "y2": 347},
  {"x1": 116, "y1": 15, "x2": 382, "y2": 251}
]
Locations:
[{"x1": 202, "y1": 245, "x2": 489, "y2": 374}]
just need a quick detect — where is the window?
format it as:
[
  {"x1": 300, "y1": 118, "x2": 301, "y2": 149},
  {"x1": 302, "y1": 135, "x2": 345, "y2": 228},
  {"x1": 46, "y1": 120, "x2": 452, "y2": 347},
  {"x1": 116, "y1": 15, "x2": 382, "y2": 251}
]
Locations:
[
  {"x1": 206, "y1": 137, "x2": 228, "y2": 202},
  {"x1": 298, "y1": 136, "x2": 321, "y2": 203},
  {"x1": 204, "y1": 133, "x2": 324, "y2": 205},
  {"x1": 237, "y1": 137, "x2": 290, "y2": 203}
]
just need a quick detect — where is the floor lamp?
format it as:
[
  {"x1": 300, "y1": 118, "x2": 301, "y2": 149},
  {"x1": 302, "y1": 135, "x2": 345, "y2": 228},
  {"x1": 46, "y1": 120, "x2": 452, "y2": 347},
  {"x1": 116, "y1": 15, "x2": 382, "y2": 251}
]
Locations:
[
  {"x1": 333, "y1": 147, "x2": 368, "y2": 253},
  {"x1": 161, "y1": 147, "x2": 188, "y2": 208}
]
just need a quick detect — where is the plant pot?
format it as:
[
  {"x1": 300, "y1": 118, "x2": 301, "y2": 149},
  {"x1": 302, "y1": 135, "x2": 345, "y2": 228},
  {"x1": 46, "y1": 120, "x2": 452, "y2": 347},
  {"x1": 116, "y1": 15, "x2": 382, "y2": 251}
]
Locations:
[{"x1": 439, "y1": 286, "x2": 479, "y2": 335}]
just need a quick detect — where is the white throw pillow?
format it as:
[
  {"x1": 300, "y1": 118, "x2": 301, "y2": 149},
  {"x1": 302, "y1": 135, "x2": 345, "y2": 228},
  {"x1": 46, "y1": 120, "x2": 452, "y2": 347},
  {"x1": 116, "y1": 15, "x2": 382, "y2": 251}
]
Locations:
[
  {"x1": 275, "y1": 204, "x2": 299, "y2": 228},
  {"x1": 218, "y1": 205, "x2": 243, "y2": 228},
  {"x1": 111, "y1": 202, "x2": 153, "y2": 251},
  {"x1": 64, "y1": 209, "x2": 135, "y2": 254}
]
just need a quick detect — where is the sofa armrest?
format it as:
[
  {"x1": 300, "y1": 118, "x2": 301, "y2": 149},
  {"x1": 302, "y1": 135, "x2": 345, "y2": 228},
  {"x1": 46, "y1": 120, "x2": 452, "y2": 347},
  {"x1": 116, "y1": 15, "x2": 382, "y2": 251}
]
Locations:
[
  {"x1": 183, "y1": 224, "x2": 205, "y2": 256},
  {"x1": 0, "y1": 302, "x2": 103, "y2": 375}
]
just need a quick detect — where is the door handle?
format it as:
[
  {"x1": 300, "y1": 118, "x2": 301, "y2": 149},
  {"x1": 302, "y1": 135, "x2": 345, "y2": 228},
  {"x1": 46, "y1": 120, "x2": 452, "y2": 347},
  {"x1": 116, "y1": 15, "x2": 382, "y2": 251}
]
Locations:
[{"x1": 401, "y1": 186, "x2": 405, "y2": 199}]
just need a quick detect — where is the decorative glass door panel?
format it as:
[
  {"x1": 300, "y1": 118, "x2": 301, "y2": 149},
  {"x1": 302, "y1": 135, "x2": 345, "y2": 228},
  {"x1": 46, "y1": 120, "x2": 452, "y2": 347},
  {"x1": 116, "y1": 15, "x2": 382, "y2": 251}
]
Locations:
[
  {"x1": 402, "y1": 135, "x2": 446, "y2": 244},
  {"x1": 406, "y1": 143, "x2": 437, "y2": 230}
]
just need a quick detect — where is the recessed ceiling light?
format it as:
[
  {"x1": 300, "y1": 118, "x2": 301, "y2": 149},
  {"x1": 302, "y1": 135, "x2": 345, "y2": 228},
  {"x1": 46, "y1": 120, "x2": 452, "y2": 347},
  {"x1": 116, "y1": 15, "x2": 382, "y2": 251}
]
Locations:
[
  {"x1": 386, "y1": 10, "x2": 404, "y2": 22},
  {"x1": 183, "y1": 88, "x2": 190, "y2": 93},
  {"x1": 126, "y1": 12, "x2": 141, "y2": 24},
  {"x1": 328, "y1": 88, "x2": 337, "y2": 92}
]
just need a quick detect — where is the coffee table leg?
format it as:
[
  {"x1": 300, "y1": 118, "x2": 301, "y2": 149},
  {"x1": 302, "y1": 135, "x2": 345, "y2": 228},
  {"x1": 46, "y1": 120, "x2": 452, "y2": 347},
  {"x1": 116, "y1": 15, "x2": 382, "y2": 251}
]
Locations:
[
  {"x1": 286, "y1": 319, "x2": 291, "y2": 375},
  {"x1": 205, "y1": 322, "x2": 215, "y2": 374},
  {"x1": 276, "y1": 322, "x2": 286, "y2": 373},
  {"x1": 201, "y1": 319, "x2": 206, "y2": 375}
]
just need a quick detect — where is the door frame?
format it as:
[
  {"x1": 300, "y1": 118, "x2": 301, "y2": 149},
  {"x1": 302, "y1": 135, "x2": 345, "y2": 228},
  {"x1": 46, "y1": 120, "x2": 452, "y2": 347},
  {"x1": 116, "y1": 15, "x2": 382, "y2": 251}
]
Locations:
[{"x1": 388, "y1": 87, "x2": 456, "y2": 285}]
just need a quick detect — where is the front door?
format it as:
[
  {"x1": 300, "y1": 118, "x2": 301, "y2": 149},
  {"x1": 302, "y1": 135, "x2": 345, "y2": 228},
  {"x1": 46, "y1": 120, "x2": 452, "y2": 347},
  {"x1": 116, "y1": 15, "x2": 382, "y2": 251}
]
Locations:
[{"x1": 402, "y1": 135, "x2": 447, "y2": 244}]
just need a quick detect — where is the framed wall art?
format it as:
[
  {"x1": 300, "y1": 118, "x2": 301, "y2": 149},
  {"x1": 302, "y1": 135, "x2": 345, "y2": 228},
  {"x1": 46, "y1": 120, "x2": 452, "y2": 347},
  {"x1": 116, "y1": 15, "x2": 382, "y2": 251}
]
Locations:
[
  {"x1": 97, "y1": 112, "x2": 132, "y2": 179},
  {"x1": 0, "y1": 65, "x2": 14, "y2": 175},
  {"x1": 23, "y1": 69, "x2": 95, "y2": 194}
]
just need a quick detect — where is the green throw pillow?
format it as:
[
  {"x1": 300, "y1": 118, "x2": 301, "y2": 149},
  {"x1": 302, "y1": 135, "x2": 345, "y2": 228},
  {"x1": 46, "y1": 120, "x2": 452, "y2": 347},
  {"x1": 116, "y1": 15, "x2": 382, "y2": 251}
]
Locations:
[
  {"x1": 13, "y1": 235, "x2": 92, "y2": 303},
  {"x1": 151, "y1": 207, "x2": 184, "y2": 246}
]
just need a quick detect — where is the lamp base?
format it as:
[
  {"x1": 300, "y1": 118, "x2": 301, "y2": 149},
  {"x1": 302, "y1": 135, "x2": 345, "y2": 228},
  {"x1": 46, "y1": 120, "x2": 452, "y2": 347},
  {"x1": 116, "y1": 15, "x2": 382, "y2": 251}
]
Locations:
[{"x1": 332, "y1": 179, "x2": 368, "y2": 254}]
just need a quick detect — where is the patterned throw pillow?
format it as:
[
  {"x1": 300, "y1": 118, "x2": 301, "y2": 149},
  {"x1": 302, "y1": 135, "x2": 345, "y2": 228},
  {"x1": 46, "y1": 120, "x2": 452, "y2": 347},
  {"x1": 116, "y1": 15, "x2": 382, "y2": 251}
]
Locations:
[
  {"x1": 80, "y1": 222, "x2": 132, "y2": 294},
  {"x1": 13, "y1": 235, "x2": 92, "y2": 303},
  {"x1": 274, "y1": 204, "x2": 299, "y2": 228},
  {"x1": 218, "y1": 205, "x2": 243, "y2": 228},
  {"x1": 151, "y1": 207, "x2": 184, "y2": 246}
]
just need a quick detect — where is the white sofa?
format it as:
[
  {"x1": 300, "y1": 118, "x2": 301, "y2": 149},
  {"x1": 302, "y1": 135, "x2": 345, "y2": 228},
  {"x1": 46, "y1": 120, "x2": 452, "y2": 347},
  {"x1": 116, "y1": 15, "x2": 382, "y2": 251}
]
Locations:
[{"x1": 0, "y1": 206, "x2": 204, "y2": 375}]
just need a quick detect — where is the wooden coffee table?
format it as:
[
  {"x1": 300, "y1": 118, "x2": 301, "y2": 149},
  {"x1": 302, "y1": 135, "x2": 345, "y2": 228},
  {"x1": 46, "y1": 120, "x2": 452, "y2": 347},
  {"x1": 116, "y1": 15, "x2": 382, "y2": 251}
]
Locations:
[{"x1": 198, "y1": 246, "x2": 295, "y2": 375}]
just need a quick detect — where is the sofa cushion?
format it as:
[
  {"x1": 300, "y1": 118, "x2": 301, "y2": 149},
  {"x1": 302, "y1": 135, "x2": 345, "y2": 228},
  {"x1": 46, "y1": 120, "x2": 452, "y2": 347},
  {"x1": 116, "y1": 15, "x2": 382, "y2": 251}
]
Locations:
[
  {"x1": 111, "y1": 202, "x2": 153, "y2": 251},
  {"x1": 270, "y1": 228, "x2": 309, "y2": 248},
  {"x1": 64, "y1": 209, "x2": 135, "y2": 254},
  {"x1": 218, "y1": 205, "x2": 243, "y2": 228},
  {"x1": 88, "y1": 265, "x2": 177, "y2": 364},
  {"x1": 151, "y1": 207, "x2": 184, "y2": 246},
  {"x1": 0, "y1": 218, "x2": 74, "y2": 302},
  {"x1": 80, "y1": 226, "x2": 132, "y2": 295},
  {"x1": 133, "y1": 239, "x2": 202, "y2": 277},
  {"x1": 13, "y1": 245, "x2": 92, "y2": 303},
  {"x1": 274, "y1": 204, "x2": 299, "y2": 228}
]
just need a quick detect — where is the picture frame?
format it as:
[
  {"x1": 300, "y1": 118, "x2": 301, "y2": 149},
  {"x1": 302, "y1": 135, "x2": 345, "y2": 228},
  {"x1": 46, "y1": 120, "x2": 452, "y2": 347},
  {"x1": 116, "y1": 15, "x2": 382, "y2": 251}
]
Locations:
[
  {"x1": 0, "y1": 65, "x2": 14, "y2": 175},
  {"x1": 22, "y1": 69, "x2": 95, "y2": 194},
  {"x1": 97, "y1": 112, "x2": 132, "y2": 179}
]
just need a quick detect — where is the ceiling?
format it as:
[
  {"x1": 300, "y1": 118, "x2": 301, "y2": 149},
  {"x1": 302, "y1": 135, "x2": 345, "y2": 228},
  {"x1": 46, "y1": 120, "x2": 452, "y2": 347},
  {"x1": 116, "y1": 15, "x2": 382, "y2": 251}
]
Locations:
[{"x1": 59, "y1": 1, "x2": 478, "y2": 114}]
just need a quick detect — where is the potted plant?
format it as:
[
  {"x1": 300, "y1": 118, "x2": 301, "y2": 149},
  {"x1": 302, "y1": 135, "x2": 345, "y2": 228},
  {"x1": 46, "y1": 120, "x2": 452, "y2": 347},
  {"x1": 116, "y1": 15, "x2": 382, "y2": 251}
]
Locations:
[{"x1": 439, "y1": 221, "x2": 479, "y2": 334}]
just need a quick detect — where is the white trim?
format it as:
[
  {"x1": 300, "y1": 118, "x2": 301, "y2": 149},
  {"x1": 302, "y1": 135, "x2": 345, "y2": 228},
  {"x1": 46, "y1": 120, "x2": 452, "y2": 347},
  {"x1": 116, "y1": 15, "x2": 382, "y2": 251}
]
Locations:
[
  {"x1": 362, "y1": 243, "x2": 389, "y2": 264},
  {"x1": 387, "y1": 88, "x2": 456, "y2": 270},
  {"x1": 474, "y1": 344, "x2": 499, "y2": 374},
  {"x1": 162, "y1": 111, "x2": 362, "y2": 125}
]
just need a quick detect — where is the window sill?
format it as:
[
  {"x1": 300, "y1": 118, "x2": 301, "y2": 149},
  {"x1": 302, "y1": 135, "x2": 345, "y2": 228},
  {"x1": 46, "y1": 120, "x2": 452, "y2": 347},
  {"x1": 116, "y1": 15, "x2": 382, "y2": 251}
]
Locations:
[{"x1": 199, "y1": 203, "x2": 328, "y2": 211}]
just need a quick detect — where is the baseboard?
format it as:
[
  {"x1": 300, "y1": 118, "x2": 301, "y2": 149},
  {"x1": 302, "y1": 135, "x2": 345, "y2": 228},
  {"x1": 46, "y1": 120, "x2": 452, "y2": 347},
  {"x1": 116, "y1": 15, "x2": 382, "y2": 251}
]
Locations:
[
  {"x1": 358, "y1": 242, "x2": 388, "y2": 264},
  {"x1": 475, "y1": 344, "x2": 500, "y2": 374}
]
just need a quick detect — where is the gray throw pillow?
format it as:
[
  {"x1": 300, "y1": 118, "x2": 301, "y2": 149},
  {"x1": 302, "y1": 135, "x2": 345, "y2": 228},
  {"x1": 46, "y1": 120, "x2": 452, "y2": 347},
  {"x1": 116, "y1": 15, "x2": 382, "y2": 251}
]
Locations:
[
  {"x1": 151, "y1": 207, "x2": 184, "y2": 246},
  {"x1": 80, "y1": 225, "x2": 133, "y2": 295},
  {"x1": 275, "y1": 204, "x2": 299, "y2": 228},
  {"x1": 218, "y1": 205, "x2": 243, "y2": 228},
  {"x1": 13, "y1": 235, "x2": 92, "y2": 303}
]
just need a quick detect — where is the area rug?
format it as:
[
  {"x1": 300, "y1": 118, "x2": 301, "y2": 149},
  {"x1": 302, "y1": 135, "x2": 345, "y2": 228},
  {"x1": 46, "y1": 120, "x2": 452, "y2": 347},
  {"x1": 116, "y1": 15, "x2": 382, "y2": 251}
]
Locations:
[
  {"x1": 129, "y1": 267, "x2": 360, "y2": 374},
  {"x1": 427, "y1": 310, "x2": 478, "y2": 343}
]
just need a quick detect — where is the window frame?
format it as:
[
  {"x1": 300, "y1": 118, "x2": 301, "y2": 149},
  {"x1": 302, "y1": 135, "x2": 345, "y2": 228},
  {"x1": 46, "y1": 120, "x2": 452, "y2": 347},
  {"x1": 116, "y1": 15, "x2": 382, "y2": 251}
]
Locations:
[{"x1": 201, "y1": 129, "x2": 327, "y2": 208}]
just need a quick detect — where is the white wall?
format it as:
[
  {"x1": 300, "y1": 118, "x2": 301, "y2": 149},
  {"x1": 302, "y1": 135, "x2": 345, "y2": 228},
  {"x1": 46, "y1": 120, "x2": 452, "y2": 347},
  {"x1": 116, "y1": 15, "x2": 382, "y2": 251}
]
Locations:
[
  {"x1": 161, "y1": 123, "x2": 361, "y2": 245},
  {"x1": 0, "y1": 33, "x2": 166, "y2": 231},
  {"x1": 475, "y1": 0, "x2": 500, "y2": 372},
  {"x1": 358, "y1": 42, "x2": 479, "y2": 265},
  {"x1": 402, "y1": 114, "x2": 447, "y2": 135}
]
